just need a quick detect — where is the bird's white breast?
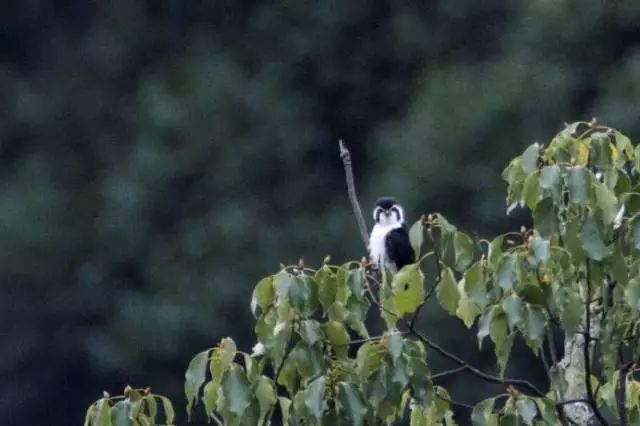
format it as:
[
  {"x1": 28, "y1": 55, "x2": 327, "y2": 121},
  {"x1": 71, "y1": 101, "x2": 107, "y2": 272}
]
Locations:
[{"x1": 369, "y1": 223, "x2": 402, "y2": 268}]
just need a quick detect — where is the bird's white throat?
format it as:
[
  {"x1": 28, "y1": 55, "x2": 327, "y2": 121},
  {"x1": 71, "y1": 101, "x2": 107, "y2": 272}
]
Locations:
[{"x1": 369, "y1": 222, "x2": 402, "y2": 269}]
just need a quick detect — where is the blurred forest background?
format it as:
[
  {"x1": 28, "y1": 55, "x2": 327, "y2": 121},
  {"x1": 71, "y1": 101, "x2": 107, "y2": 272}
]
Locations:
[{"x1": 2, "y1": 2, "x2": 640, "y2": 425}]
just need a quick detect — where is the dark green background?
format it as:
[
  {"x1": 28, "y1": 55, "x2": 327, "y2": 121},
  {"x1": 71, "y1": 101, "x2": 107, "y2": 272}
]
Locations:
[{"x1": 2, "y1": 2, "x2": 639, "y2": 425}]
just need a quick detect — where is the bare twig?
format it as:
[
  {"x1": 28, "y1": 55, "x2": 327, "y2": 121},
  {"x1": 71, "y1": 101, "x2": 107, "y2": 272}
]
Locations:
[
  {"x1": 210, "y1": 412, "x2": 224, "y2": 426},
  {"x1": 409, "y1": 327, "x2": 545, "y2": 397},
  {"x1": 410, "y1": 254, "x2": 441, "y2": 330},
  {"x1": 430, "y1": 365, "x2": 467, "y2": 380},
  {"x1": 339, "y1": 140, "x2": 369, "y2": 249},
  {"x1": 435, "y1": 393, "x2": 475, "y2": 410}
]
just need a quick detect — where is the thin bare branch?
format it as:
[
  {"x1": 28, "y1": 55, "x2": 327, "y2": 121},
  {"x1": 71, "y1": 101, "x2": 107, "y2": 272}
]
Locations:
[
  {"x1": 409, "y1": 327, "x2": 545, "y2": 397},
  {"x1": 430, "y1": 365, "x2": 467, "y2": 380},
  {"x1": 338, "y1": 140, "x2": 369, "y2": 249},
  {"x1": 435, "y1": 393, "x2": 475, "y2": 410}
]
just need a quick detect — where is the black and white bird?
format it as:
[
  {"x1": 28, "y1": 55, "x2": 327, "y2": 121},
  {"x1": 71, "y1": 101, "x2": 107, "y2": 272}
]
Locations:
[{"x1": 368, "y1": 197, "x2": 414, "y2": 274}]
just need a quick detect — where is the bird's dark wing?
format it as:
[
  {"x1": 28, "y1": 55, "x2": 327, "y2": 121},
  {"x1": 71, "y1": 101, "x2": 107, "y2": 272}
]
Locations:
[{"x1": 385, "y1": 224, "x2": 414, "y2": 271}]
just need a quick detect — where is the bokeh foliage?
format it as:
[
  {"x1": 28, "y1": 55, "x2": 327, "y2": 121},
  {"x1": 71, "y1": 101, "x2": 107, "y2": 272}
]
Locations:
[{"x1": 4, "y1": 2, "x2": 640, "y2": 425}]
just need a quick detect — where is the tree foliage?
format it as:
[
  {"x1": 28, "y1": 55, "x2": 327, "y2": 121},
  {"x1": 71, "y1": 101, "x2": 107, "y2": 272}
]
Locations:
[{"x1": 87, "y1": 123, "x2": 640, "y2": 424}]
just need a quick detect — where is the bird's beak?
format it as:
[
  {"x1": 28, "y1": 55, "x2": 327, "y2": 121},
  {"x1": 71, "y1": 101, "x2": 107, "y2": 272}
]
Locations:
[{"x1": 384, "y1": 210, "x2": 391, "y2": 217}]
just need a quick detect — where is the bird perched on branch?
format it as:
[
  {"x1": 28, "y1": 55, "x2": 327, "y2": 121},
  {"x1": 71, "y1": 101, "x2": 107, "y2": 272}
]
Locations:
[{"x1": 369, "y1": 197, "x2": 414, "y2": 274}]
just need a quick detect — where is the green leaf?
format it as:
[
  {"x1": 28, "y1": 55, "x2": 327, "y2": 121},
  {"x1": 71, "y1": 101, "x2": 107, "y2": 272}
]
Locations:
[
  {"x1": 521, "y1": 143, "x2": 540, "y2": 174},
  {"x1": 390, "y1": 264, "x2": 424, "y2": 316},
  {"x1": 323, "y1": 321, "x2": 350, "y2": 358},
  {"x1": 521, "y1": 172, "x2": 540, "y2": 210},
  {"x1": 363, "y1": 363, "x2": 391, "y2": 411},
  {"x1": 316, "y1": 266, "x2": 337, "y2": 313},
  {"x1": 157, "y1": 395, "x2": 174, "y2": 425},
  {"x1": 502, "y1": 295, "x2": 523, "y2": 331},
  {"x1": 579, "y1": 214, "x2": 612, "y2": 261},
  {"x1": 145, "y1": 395, "x2": 157, "y2": 421},
  {"x1": 594, "y1": 182, "x2": 619, "y2": 225},
  {"x1": 278, "y1": 397, "x2": 292, "y2": 426},
  {"x1": 530, "y1": 234, "x2": 549, "y2": 263},
  {"x1": 387, "y1": 332, "x2": 404, "y2": 365},
  {"x1": 437, "y1": 266, "x2": 460, "y2": 315},
  {"x1": 518, "y1": 285, "x2": 545, "y2": 306},
  {"x1": 109, "y1": 401, "x2": 129, "y2": 426},
  {"x1": 559, "y1": 289, "x2": 582, "y2": 335},
  {"x1": 291, "y1": 342, "x2": 326, "y2": 380},
  {"x1": 94, "y1": 398, "x2": 112, "y2": 426},
  {"x1": 614, "y1": 130, "x2": 634, "y2": 164},
  {"x1": 625, "y1": 276, "x2": 640, "y2": 312},
  {"x1": 185, "y1": 350, "x2": 209, "y2": 418},
  {"x1": 301, "y1": 319, "x2": 322, "y2": 345},
  {"x1": 496, "y1": 254, "x2": 517, "y2": 290},
  {"x1": 523, "y1": 305, "x2": 547, "y2": 352},
  {"x1": 456, "y1": 289, "x2": 479, "y2": 328},
  {"x1": 515, "y1": 398, "x2": 537, "y2": 425},
  {"x1": 496, "y1": 334, "x2": 514, "y2": 378},
  {"x1": 212, "y1": 337, "x2": 237, "y2": 379},
  {"x1": 251, "y1": 276, "x2": 274, "y2": 317},
  {"x1": 289, "y1": 274, "x2": 318, "y2": 316},
  {"x1": 489, "y1": 307, "x2": 509, "y2": 348},
  {"x1": 477, "y1": 309, "x2": 491, "y2": 349},
  {"x1": 488, "y1": 236, "x2": 504, "y2": 270},
  {"x1": 336, "y1": 382, "x2": 368, "y2": 426},
  {"x1": 273, "y1": 270, "x2": 293, "y2": 302},
  {"x1": 304, "y1": 377, "x2": 326, "y2": 420},
  {"x1": 590, "y1": 132, "x2": 614, "y2": 170},
  {"x1": 220, "y1": 365, "x2": 252, "y2": 416},
  {"x1": 533, "y1": 197, "x2": 556, "y2": 238},
  {"x1": 539, "y1": 165, "x2": 561, "y2": 202},
  {"x1": 564, "y1": 215, "x2": 586, "y2": 261},
  {"x1": 356, "y1": 342, "x2": 385, "y2": 378},
  {"x1": 202, "y1": 380, "x2": 218, "y2": 417},
  {"x1": 566, "y1": 167, "x2": 591, "y2": 205},
  {"x1": 471, "y1": 397, "x2": 496, "y2": 426},
  {"x1": 463, "y1": 261, "x2": 487, "y2": 309},
  {"x1": 409, "y1": 220, "x2": 423, "y2": 259},
  {"x1": 454, "y1": 232, "x2": 475, "y2": 271},
  {"x1": 347, "y1": 267, "x2": 367, "y2": 300},
  {"x1": 255, "y1": 376, "x2": 277, "y2": 425},
  {"x1": 629, "y1": 217, "x2": 640, "y2": 250},
  {"x1": 600, "y1": 371, "x2": 620, "y2": 414},
  {"x1": 85, "y1": 402, "x2": 98, "y2": 426},
  {"x1": 534, "y1": 397, "x2": 559, "y2": 424},
  {"x1": 404, "y1": 340, "x2": 430, "y2": 402}
]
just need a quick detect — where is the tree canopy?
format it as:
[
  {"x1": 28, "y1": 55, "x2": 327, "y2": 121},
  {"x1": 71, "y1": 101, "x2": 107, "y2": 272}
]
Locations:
[{"x1": 87, "y1": 122, "x2": 640, "y2": 425}]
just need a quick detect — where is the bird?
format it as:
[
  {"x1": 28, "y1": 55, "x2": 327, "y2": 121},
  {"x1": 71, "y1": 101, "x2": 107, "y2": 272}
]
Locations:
[{"x1": 368, "y1": 197, "x2": 414, "y2": 274}]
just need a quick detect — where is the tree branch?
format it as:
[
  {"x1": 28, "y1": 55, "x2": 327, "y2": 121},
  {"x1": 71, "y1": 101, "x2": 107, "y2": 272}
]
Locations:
[
  {"x1": 410, "y1": 253, "x2": 441, "y2": 330},
  {"x1": 584, "y1": 260, "x2": 609, "y2": 426},
  {"x1": 435, "y1": 393, "x2": 475, "y2": 410},
  {"x1": 338, "y1": 140, "x2": 369, "y2": 249},
  {"x1": 430, "y1": 365, "x2": 467, "y2": 380},
  {"x1": 409, "y1": 327, "x2": 545, "y2": 397}
]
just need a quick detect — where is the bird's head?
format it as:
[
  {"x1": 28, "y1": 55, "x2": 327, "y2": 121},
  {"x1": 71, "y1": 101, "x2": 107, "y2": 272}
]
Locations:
[{"x1": 373, "y1": 196, "x2": 404, "y2": 226}]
